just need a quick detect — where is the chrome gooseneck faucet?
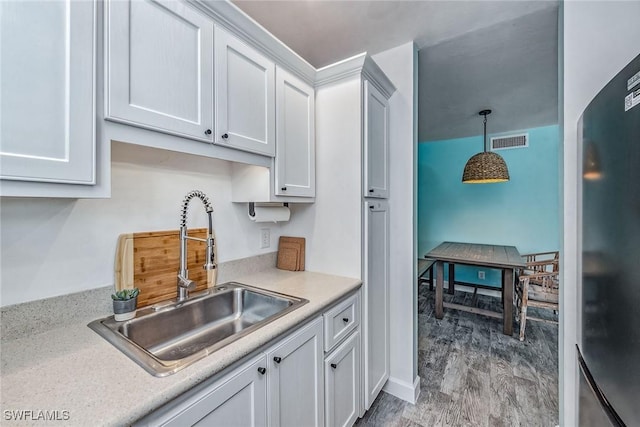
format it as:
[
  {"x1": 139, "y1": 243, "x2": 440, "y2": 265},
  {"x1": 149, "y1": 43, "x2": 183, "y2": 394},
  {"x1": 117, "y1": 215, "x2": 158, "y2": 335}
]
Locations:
[{"x1": 177, "y1": 190, "x2": 215, "y2": 302}]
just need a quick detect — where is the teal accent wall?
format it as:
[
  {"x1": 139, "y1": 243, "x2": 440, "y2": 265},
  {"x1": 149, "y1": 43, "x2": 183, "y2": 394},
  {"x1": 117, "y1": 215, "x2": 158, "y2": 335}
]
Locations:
[{"x1": 418, "y1": 125, "x2": 560, "y2": 287}]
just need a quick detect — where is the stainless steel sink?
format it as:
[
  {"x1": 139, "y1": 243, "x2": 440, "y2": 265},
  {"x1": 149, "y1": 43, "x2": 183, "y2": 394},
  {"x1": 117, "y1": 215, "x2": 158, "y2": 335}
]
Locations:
[{"x1": 88, "y1": 282, "x2": 308, "y2": 376}]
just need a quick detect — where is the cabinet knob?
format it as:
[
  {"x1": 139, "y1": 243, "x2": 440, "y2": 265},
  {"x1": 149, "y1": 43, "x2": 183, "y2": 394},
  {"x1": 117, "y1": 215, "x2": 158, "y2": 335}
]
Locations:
[
  {"x1": 369, "y1": 189, "x2": 374, "y2": 193},
  {"x1": 281, "y1": 187, "x2": 287, "y2": 191},
  {"x1": 343, "y1": 317, "x2": 349, "y2": 323},
  {"x1": 257, "y1": 367, "x2": 266, "y2": 375},
  {"x1": 331, "y1": 363, "x2": 337, "y2": 369},
  {"x1": 221, "y1": 133, "x2": 229, "y2": 140},
  {"x1": 273, "y1": 356, "x2": 282, "y2": 364},
  {"x1": 204, "y1": 129, "x2": 212, "y2": 136}
]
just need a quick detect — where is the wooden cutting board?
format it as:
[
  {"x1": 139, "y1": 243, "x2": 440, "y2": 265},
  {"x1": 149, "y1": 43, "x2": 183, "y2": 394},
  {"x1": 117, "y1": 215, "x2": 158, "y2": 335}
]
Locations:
[
  {"x1": 115, "y1": 228, "x2": 217, "y2": 308},
  {"x1": 277, "y1": 236, "x2": 305, "y2": 271}
]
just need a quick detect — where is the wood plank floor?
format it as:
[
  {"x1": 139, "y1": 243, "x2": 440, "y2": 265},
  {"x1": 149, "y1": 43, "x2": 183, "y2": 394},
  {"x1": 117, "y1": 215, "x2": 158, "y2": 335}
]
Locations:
[{"x1": 356, "y1": 285, "x2": 559, "y2": 427}]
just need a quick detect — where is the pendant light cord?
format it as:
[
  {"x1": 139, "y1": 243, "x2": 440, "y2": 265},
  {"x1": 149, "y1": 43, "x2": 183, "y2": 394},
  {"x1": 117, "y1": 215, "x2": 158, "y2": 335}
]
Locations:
[{"x1": 483, "y1": 114, "x2": 488, "y2": 153}]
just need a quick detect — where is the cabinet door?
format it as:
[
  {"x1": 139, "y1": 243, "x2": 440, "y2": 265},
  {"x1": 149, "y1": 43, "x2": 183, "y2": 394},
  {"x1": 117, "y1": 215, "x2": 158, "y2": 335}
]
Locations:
[
  {"x1": 214, "y1": 26, "x2": 275, "y2": 157},
  {"x1": 106, "y1": 0, "x2": 214, "y2": 141},
  {"x1": 0, "y1": 0, "x2": 95, "y2": 185},
  {"x1": 267, "y1": 318, "x2": 324, "y2": 427},
  {"x1": 363, "y1": 80, "x2": 389, "y2": 198},
  {"x1": 363, "y1": 200, "x2": 390, "y2": 409},
  {"x1": 146, "y1": 356, "x2": 268, "y2": 427},
  {"x1": 325, "y1": 330, "x2": 361, "y2": 427},
  {"x1": 275, "y1": 67, "x2": 315, "y2": 197}
]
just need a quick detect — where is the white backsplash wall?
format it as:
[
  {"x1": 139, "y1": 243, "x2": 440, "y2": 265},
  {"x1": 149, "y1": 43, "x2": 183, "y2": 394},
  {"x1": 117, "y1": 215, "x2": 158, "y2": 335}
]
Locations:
[{"x1": 0, "y1": 142, "x2": 285, "y2": 307}]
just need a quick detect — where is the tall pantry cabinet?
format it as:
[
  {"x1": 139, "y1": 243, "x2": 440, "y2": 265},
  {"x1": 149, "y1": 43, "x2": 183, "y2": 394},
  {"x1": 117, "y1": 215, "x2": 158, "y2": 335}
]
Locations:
[
  {"x1": 314, "y1": 54, "x2": 395, "y2": 414},
  {"x1": 362, "y1": 75, "x2": 392, "y2": 410}
]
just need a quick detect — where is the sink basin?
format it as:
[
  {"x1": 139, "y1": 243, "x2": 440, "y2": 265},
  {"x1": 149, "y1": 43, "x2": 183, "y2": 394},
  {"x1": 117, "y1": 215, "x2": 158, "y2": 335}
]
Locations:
[{"x1": 88, "y1": 282, "x2": 308, "y2": 376}]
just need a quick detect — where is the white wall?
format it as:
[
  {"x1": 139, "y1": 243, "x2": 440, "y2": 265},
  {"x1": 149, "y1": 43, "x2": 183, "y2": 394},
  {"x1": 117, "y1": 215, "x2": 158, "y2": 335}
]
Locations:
[
  {"x1": 0, "y1": 142, "x2": 289, "y2": 306},
  {"x1": 373, "y1": 42, "x2": 419, "y2": 402},
  {"x1": 561, "y1": 2, "x2": 640, "y2": 425},
  {"x1": 282, "y1": 78, "x2": 363, "y2": 279}
]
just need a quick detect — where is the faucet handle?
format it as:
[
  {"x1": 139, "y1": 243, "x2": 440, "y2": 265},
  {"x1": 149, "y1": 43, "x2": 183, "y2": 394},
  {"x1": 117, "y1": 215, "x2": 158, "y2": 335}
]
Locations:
[{"x1": 177, "y1": 275, "x2": 196, "y2": 290}]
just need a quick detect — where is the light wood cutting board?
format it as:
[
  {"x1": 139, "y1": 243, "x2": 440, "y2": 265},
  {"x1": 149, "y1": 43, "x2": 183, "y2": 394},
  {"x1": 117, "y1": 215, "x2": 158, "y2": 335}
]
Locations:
[{"x1": 115, "y1": 228, "x2": 217, "y2": 308}]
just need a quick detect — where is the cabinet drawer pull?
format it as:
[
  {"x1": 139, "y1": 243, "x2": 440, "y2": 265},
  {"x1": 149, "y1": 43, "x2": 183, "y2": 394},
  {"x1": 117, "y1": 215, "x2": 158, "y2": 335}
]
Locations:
[
  {"x1": 331, "y1": 363, "x2": 337, "y2": 369},
  {"x1": 257, "y1": 367, "x2": 266, "y2": 375},
  {"x1": 369, "y1": 205, "x2": 374, "y2": 209},
  {"x1": 342, "y1": 317, "x2": 349, "y2": 323},
  {"x1": 221, "y1": 133, "x2": 229, "y2": 140},
  {"x1": 281, "y1": 187, "x2": 287, "y2": 191},
  {"x1": 369, "y1": 189, "x2": 374, "y2": 193},
  {"x1": 273, "y1": 356, "x2": 282, "y2": 364},
  {"x1": 204, "y1": 129, "x2": 212, "y2": 136}
]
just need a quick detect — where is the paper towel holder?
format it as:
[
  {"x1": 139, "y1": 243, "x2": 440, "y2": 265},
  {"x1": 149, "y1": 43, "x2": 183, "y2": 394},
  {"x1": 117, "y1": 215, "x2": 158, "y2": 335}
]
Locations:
[{"x1": 248, "y1": 202, "x2": 289, "y2": 217}]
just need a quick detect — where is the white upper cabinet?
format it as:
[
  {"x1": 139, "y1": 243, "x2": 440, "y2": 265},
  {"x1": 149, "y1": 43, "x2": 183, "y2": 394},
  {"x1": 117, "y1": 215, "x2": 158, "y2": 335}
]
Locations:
[
  {"x1": 275, "y1": 66, "x2": 315, "y2": 197},
  {"x1": 0, "y1": 0, "x2": 96, "y2": 186},
  {"x1": 106, "y1": 0, "x2": 214, "y2": 141},
  {"x1": 363, "y1": 79, "x2": 390, "y2": 198},
  {"x1": 214, "y1": 25, "x2": 275, "y2": 157}
]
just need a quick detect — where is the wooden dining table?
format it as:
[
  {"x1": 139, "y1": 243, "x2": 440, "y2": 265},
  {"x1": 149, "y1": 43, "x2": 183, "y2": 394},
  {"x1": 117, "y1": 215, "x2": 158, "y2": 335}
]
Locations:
[{"x1": 424, "y1": 241, "x2": 526, "y2": 335}]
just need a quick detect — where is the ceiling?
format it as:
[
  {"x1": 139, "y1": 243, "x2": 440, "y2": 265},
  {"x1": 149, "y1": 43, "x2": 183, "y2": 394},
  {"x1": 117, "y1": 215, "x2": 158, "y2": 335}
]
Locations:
[{"x1": 232, "y1": 0, "x2": 559, "y2": 141}]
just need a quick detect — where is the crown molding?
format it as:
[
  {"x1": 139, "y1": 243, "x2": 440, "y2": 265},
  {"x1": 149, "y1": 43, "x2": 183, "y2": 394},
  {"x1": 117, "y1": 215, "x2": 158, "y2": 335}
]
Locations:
[
  {"x1": 315, "y1": 53, "x2": 396, "y2": 98},
  {"x1": 315, "y1": 53, "x2": 368, "y2": 88},
  {"x1": 192, "y1": 1, "x2": 395, "y2": 97},
  {"x1": 362, "y1": 55, "x2": 396, "y2": 99},
  {"x1": 194, "y1": 0, "x2": 316, "y2": 85}
]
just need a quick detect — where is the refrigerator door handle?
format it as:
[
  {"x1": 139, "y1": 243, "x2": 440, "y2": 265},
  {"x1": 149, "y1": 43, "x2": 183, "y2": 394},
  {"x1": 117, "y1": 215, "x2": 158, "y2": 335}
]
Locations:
[{"x1": 577, "y1": 345, "x2": 626, "y2": 427}]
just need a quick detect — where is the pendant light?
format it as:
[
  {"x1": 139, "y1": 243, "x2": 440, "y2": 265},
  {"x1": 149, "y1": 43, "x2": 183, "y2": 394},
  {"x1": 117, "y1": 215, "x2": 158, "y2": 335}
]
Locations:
[
  {"x1": 583, "y1": 142, "x2": 602, "y2": 180},
  {"x1": 462, "y1": 110, "x2": 510, "y2": 184}
]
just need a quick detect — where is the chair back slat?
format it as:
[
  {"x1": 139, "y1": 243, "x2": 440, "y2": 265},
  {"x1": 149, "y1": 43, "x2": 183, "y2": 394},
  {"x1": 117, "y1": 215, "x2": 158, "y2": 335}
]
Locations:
[{"x1": 516, "y1": 250, "x2": 560, "y2": 341}]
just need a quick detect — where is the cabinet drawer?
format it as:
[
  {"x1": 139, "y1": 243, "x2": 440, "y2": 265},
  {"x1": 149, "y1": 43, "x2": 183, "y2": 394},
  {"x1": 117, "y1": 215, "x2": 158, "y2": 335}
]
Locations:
[{"x1": 323, "y1": 292, "x2": 360, "y2": 352}]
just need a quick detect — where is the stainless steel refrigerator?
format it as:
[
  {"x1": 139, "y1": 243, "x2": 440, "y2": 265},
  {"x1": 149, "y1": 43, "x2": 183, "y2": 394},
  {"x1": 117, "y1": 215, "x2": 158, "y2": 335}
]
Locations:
[{"x1": 578, "y1": 53, "x2": 640, "y2": 427}]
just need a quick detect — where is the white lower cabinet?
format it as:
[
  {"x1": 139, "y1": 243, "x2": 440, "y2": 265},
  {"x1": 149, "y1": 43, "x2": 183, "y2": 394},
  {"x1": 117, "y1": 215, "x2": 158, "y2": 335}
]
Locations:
[
  {"x1": 135, "y1": 317, "x2": 324, "y2": 427},
  {"x1": 325, "y1": 330, "x2": 361, "y2": 427},
  {"x1": 135, "y1": 354, "x2": 267, "y2": 426},
  {"x1": 363, "y1": 200, "x2": 390, "y2": 409},
  {"x1": 135, "y1": 293, "x2": 363, "y2": 427},
  {"x1": 267, "y1": 318, "x2": 324, "y2": 427}
]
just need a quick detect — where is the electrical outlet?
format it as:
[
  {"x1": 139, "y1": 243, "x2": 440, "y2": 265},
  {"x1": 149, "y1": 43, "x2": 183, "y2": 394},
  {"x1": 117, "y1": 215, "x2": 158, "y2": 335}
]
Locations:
[
  {"x1": 478, "y1": 271, "x2": 486, "y2": 280},
  {"x1": 260, "y1": 228, "x2": 270, "y2": 249}
]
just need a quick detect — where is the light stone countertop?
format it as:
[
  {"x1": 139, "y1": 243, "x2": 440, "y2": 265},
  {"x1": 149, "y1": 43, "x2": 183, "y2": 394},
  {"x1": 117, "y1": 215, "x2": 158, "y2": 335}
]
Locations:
[{"x1": 0, "y1": 269, "x2": 361, "y2": 426}]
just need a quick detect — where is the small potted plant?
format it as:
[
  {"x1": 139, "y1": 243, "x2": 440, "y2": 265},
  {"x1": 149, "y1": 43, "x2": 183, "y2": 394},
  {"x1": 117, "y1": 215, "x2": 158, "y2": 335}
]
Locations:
[{"x1": 111, "y1": 288, "x2": 140, "y2": 321}]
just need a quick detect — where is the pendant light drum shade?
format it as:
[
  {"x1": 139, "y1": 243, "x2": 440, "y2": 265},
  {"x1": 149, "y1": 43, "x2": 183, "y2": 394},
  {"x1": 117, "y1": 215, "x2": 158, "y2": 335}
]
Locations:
[
  {"x1": 462, "y1": 152, "x2": 510, "y2": 183},
  {"x1": 462, "y1": 110, "x2": 510, "y2": 184}
]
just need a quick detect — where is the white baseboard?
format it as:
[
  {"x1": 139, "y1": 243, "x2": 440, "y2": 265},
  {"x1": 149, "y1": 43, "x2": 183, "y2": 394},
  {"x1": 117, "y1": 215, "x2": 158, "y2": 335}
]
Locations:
[{"x1": 382, "y1": 375, "x2": 421, "y2": 404}]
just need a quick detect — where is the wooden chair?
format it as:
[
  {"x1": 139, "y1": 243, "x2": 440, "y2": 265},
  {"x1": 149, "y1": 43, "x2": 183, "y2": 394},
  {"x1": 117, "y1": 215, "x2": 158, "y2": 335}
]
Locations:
[
  {"x1": 515, "y1": 251, "x2": 560, "y2": 341},
  {"x1": 418, "y1": 258, "x2": 436, "y2": 291},
  {"x1": 522, "y1": 251, "x2": 559, "y2": 274}
]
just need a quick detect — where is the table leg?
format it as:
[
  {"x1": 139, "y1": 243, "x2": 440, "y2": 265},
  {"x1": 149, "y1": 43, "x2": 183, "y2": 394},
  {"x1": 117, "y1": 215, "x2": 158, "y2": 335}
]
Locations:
[
  {"x1": 503, "y1": 268, "x2": 514, "y2": 335},
  {"x1": 448, "y1": 263, "x2": 455, "y2": 295},
  {"x1": 428, "y1": 267, "x2": 433, "y2": 291},
  {"x1": 436, "y1": 261, "x2": 444, "y2": 319}
]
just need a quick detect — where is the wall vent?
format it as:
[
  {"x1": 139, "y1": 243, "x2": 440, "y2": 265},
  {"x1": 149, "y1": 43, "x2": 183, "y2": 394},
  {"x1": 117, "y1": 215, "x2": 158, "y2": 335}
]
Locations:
[{"x1": 491, "y1": 133, "x2": 528, "y2": 150}]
